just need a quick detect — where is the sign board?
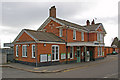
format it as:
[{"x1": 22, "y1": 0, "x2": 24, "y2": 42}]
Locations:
[
  {"x1": 61, "y1": 53, "x2": 66, "y2": 59},
  {"x1": 40, "y1": 54, "x2": 47, "y2": 62},
  {"x1": 68, "y1": 53, "x2": 70, "y2": 59},
  {"x1": 48, "y1": 54, "x2": 51, "y2": 61}
]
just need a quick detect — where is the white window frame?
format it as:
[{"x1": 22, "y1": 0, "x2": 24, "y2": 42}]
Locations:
[
  {"x1": 22, "y1": 45, "x2": 27, "y2": 57},
  {"x1": 32, "y1": 44, "x2": 35, "y2": 58},
  {"x1": 97, "y1": 33, "x2": 101, "y2": 41},
  {"x1": 59, "y1": 28, "x2": 63, "y2": 37},
  {"x1": 81, "y1": 32, "x2": 84, "y2": 41},
  {"x1": 16, "y1": 45, "x2": 18, "y2": 57},
  {"x1": 70, "y1": 47, "x2": 74, "y2": 59},
  {"x1": 73, "y1": 30, "x2": 76, "y2": 40},
  {"x1": 52, "y1": 45, "x2": 59, "y2": 61},
  {"x1": 100, "y1": 33, "x2": 103, "y2": 42}
]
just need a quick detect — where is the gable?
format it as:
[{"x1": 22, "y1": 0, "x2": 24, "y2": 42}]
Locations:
[
  {"x1": 13, "y1": 29, "x2": 36, "y2": 43},
  {"x1": 17, "y1": 32, "x2": 35, "y2": 42},
  {"x1": 96, "y1": 24, "x2": 105, "y2": 33},
  {"x1": 44, "y1": 20, "x2": 62, "y2": 30},
  {"x1": 37, "y1": 17, "x2": 64, "y2": 31}
]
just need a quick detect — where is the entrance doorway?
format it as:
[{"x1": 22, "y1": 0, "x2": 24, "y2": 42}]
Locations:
[{"x1": 77, "y1": 46, "x2": 81, "y2": 62}]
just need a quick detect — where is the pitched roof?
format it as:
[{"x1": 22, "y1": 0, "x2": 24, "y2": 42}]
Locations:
[
  {"x1": 83, "y1": 23, "x2": 107, "y2": 34},
  {"x1": 37, "y1": 17, "x2": 88, "y2": 31},
  {"x1": 111, "y1": 37, "x2": 119, "y2": 47},
  {"x1": 55, "y1": 18, "x2": 87, "y2": 31},
  {"x1": 38, "y1": 17, "x2": 106, "y2": 33},
  {"x1": 13, "y1": 29, "x2": 65, "y2": 43},
  {"x1": 83, "y1": 23, "x2": 101, "y2": 31}
]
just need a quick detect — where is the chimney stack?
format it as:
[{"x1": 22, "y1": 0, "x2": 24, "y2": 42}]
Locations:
[
  {"x1": 91, "y1": 19, "x2": 95, "y2": 25},
  {"x1": 86, "y1": 20, "x2": 90, "y2": 26},
  {"x1": 49, "y1": 6, "x2": 56, "y2": 18}
]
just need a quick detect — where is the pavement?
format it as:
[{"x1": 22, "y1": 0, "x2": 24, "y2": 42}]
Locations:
[{"x1": 0, "y1": 54, "x2": 118, "y2": 73}]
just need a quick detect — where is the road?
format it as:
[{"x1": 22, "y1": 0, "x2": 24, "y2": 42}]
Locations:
[{"x1": 2, "y1": 55, "x2": 118, "y2": 78}]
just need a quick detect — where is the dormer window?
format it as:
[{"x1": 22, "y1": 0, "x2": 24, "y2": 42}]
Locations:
[
  {"x1": 100, "y1": 33, "x2": 103, "y2": 42},
  {"x1": 73, "y1": 30, "x2": 76, "y2": 40},
  {"x1": 97, "y1": 33, "x2": 103, "y2": 42},
  {"x1": 97, "y1": 33, "x2": 100, "y2": 41},
  {"x1": 59, "y1": 28, "x2": 63, "y2": 37},
  {"x1": 81, "y1": 32, "x2": 84, "y2": 41}
]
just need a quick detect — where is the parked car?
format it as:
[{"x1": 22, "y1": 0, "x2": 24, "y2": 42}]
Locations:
[{"x1": 112, "y1": 51, "x2": 118, "y2": 55}]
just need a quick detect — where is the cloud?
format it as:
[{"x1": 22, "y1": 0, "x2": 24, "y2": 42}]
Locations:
[{"x1": 0, "y1": 1, "x2": 119, "y2": 47}]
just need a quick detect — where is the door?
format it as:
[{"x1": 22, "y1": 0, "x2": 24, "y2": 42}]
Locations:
[
  {"x1": 104, "y1": 48, "x2": 107, "y2": 57},
  {"x1": 77, "y1": 47, "x2": 81, "y2": 62},
  {"x1": 52, "y1": 45, "x2": 59, "y2": 61}
]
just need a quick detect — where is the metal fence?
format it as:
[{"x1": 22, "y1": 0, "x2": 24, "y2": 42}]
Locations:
[{"x1": 1, "y1": 48, "x2": 14, "y2": 62}]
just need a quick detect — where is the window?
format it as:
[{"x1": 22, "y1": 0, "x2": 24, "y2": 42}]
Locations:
[
  {"x1": 22, "y1": 45, "x2": 27, "y2": 57},
  {"x1": 100, "y1": 34, "x2": 103, "y2": 42},
  {"x1": 59, "y1": 28, "x2": 63, "y2": 37},
  {"x1": 32, "y1": 45, "x2": 35, "y2": 58},
  {"x1": 73, "y1": 30, "x2": 76, "y2": 40},
  {"x1": 52, "y1": 45, "x2": 59, "y2": 61},
  {"x1": 97, "y1": 33, "x2": 100, "y2": 41},
  {"x1": 98, "y1": 47, "x2": 102, "y2": 56},
  {"x1": 97, "y1": 33, "x2": 103, "y2": 42},
  {"x1": 16, "y1": 45, "x2": 18, "y2": 57},
  {"x1": 52, "y1": 46, "x2": 55, "y2": 60},
  {"x1": 70, "y1": 47, "x2": 74, "y2": 59},
  {"x1": 81, "y1": 32, "x2": 84, "y2": 41}
]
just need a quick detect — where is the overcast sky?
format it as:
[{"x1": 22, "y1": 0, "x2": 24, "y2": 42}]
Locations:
[{"x1": 0, "y1": 0, "x2": 119, "y2": 48}]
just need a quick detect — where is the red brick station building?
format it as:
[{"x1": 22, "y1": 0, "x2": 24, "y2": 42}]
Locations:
[{"x1": 13, "y1": 6, "x2": 116, "y2": 66}]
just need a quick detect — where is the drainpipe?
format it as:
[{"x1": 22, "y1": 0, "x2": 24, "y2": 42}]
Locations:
[
  {"x1": 35, "y1": 42, "x2": 38, "y2": 67},
  {"x1": 66, "y1": 26, "x2": 69, "y2": 64}
]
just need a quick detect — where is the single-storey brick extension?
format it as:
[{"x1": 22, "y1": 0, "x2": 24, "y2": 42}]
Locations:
[{"x1": 13, "y1": 6, "x2": 109, "y2": 66}]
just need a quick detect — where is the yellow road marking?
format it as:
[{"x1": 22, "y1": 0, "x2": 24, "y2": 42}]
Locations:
[
  {"x1": 63, "y1": 57, "x2": 117, "y2": 73},
  {"x1": 42, "y1": 70, "x2": 47, "y2": 71},
  {"x1": 33, "y1": 68, "x2": 39, "y2": 70}
]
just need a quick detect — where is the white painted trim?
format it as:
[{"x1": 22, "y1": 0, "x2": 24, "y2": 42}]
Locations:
[
  {"x1": 73, "y1": 30, "x2": 76, "y2": 40},
  {"x1": 81, "y1": 32, "x2": 84, "y2": 41},
  {"x1": 59, "y1": 28, "x2": 63, "y2": 37},
  {"x1": 22, "y1": 45, "x2": 27, "y2": 57},
  {"x1": 70, "y1": 46, "x2": 74, "y2": 59},
  {"x1": 50, "y1": 17, "x2": 65, "y2": 26},
  {"x1": 56, "y1": 26, "x2": 65, "y2": 28},
  {"x1": 37, "y1": 17, "x2": 51, "y2": 30},
  {"x1": 32, "y1": 44, "x2": 36, "y2": 58},
  {"x1": 16, "y1": 45, "x2": 18, "y2": 57},
  {"x1": 51, "y1": 45, "x2": 59, "y2": 61},
  {"x1": 14, "y1": 41, "x2": 65, "y2": 44},
  {"x1": 14, "y1": 41, "x2": 36, "y2": 44},
  {"x1": 67, "y1": 42, "x2": 104, "y2": 47},
  {"x1": 95, "y1": 23, "x2": 102, "y2": 30},
  {"x1": 38, "y1": 17, "x2": 88, "y2": 32},
  {"x1": 36, "y1": 41, "x2": 65, "y2": 44},
  {"x1": 13, "y1": 29, "x2": 37, "y2": 43},
  {"x1": 13, "y1": 30, "x2": 25, "y2": 43},
  {"x1": 38, "y1": 17, "x2": 65, "y2": 31},
  {"x1": 24, "y1": 30, "x2": 37, "y2": 41},
  {"x1": 68, "y1": 26, "x2": 88, "y2": 32}
]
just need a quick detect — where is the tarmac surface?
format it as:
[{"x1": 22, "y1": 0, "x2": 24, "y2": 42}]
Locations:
[{"x1": 1, "y1": 54, "x2": 118, "y2": 78}]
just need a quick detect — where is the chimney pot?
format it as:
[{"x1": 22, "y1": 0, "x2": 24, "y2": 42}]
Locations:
[
  {"x1": 86, "y1": 20, "x2": 90, "y2": 26},
  {"x1": 91, "y1": 19, "x2": 95, "y2": 25}
]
